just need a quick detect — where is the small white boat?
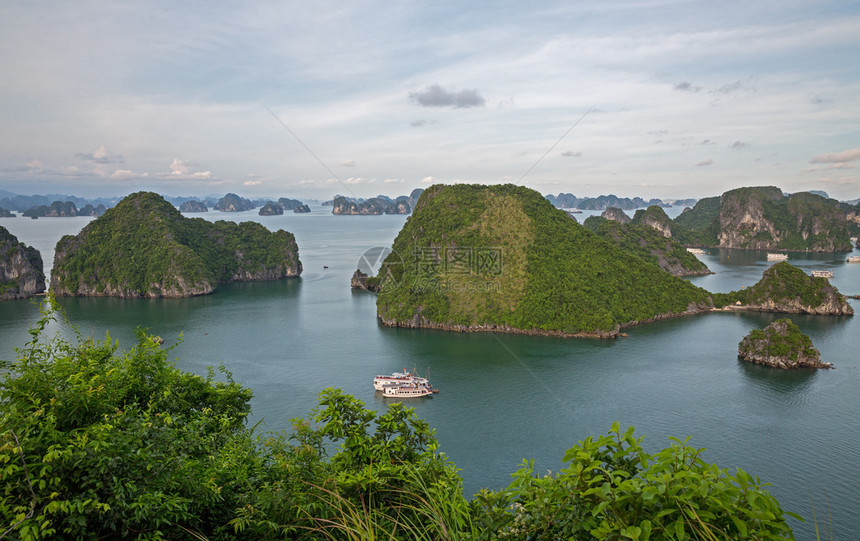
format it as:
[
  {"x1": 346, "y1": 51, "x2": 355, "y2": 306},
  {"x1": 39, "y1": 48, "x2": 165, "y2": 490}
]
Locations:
[
  {"x1": 847, "y1": 256, "x2": 860, "y2": 263},
  {"x1": 811, "y1": 270, "x2": 834, "y2": 278},
  {"x1": 686, "y1": 248, "x2": 706, "y2": 255},
  {"x1": 767, "y1": 253, "x2": 789, "y2": 261}
]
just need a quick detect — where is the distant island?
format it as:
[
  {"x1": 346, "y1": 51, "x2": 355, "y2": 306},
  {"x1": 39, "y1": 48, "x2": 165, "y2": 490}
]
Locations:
[
  {"x1": 363, "y1": 184, "x2": 852, "y2": 338},
  {"x1": 214, "y1": 193, "x2": 255, "y2": 212},
  {"x1": 329, "y1": 189, "x2": 424, "y2": 215},
  {"x1": 0, "y1": 225, "x2": 45, "y2": 300},
  {"x1": 545, "y1": 193, "x2": 668, "y2": 210},
  {"x1": 179, "y1": 200, "x2": 208, "y2": 213},
  {"x1": 0, "y1": 207, "x2": 14, "y2": 218},
  {"x1": 738, "y1": 318, "x2": 831, "y2": 369},
  {"x1": 258, "y1": 201, "x2": 284, "y2": 216},
  {"x1": 51, "y1": 192, "x2": 301, "y2": 298},
  {"x1": 19, "y1": 201, "x2": 107, "y2": 218},
  {"x1": 673, "y1": 186, "x2": 852, "y2": 252}
]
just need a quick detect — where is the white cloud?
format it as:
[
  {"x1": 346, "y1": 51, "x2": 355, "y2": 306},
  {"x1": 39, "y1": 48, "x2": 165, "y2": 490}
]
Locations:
[
  {"x1": 696, "y1": 159, "x2": 714, "y2": 167},
  {"x1": 26, "y1": 159, "x2": 44, "y2": 172},
  {"x1": 383, "y1": 178, "x2": 402, "y2": 184},
  {"x1": 811, "y1": 147, "x2": 860, "y2": 164},
  {"x1": 340, "y1": 159, "x2": 356, "y2": 167},
  {"x1": 420, "y1": 176, "x2": 436, "y2": 184},
  {"x1": 109, "y1": 169, "x2": 137, "y2": 180}
]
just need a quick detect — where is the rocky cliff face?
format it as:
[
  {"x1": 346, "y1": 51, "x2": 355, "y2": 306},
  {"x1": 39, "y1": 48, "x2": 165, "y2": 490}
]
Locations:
[
  {"x1": 214, "y1": 193, "x2": 255, "y2": 212},
  {"x1": 601, "y1": 207, "x2": 631, "y2": 224},
  {"x1": 717, "y1": 187, "x2": 851, "y2": 251},
  {"x1": 258, "y1": 201, "x2": 284, "y2": 216},
  {"x1": 632, "y1": 206, "x2": 673, "y2": 238},
  {"x1": 738, "y1": 319, "x2": 831, "y2": 369},
  {"x1": 1, "y1": 226, "x2": 46, "y2": 300},
  {"x1": 179, "y1": 200, "x2": 208, "y2": 213}
]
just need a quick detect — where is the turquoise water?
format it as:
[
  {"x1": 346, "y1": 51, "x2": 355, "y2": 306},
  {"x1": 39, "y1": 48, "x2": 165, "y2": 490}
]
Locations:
[{"x1": 1, "y1": 208, "x2": 859, "y2": 538}]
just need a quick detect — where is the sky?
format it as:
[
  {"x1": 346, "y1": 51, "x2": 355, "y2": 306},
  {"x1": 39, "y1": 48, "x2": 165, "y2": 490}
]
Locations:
[{"x1": 1, "y1": 0, "x2": 859, "y2": 202}]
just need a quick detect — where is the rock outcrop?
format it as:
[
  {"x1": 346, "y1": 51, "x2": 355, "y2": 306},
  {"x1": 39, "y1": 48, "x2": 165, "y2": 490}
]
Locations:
[
  {"x1": 738, "y1": 319, "x2": 831, "y2": 369},
  {"x1": 631, "y1": 205, "x2": 673, "y2": 237},
  {"x1": 601, "y1": 207, "x2": 631, "y2": 224},
  {"x1": 0, "y1": 207, "x2": 15, "y2": 218},
  {"x1": 0, "y1": 226, "x2": 46, "y2": 300},
  {"x1": 350, "y1": 269, "x2": 378, "y2": 291},
  {"x1": 258, "y1": 201, "x2": 284, "y2": 216},
  {"x1": 214, "y1": 193, "x2": 255, "y2": 212},
  {"x1": 78, "y1": 204, "x2": 107, "y2": 217},
  {"x1": 674, "y1": 186, "x2": 851, "y2": 251},
  {"x1": 179, "y1": 200, "x2": 208, "y2": 213},
  {"x1": 51, "y1": 192, "x2": 301, "y2": 298},
  {"x1": 293, "y1": 204, "x2": 311, "y2": 213},
  {"x1": 715, "y1": 262, "x2": 853, "y2": 315}
]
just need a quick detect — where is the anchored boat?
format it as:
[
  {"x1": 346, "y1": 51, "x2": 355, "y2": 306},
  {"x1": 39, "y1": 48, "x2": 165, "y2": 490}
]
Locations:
[{"x1": 373, "y1": 369, "x2": 438, "y2": 397}]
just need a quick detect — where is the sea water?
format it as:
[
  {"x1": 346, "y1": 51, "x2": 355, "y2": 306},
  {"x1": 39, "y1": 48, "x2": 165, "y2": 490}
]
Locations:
[{"x1": 1, "y1": 207, "x2": 858, "y2": 538}]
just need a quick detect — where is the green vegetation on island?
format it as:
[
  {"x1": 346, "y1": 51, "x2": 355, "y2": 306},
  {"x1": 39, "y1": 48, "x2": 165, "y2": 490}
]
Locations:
[
  {"x1": 179, "y1": 200, "x2": 208, "y2": 213},
  {"x1": 738, "y1": 318, "x2": 830, "y2": 369},
  {"x1": 21, "y1": 201, "x2": 79, "y2": 218},
  {"x1": 258, "y1": 201, "x2": 284, "y2": 216},
  {"x1": 374, "y1": 184, "x2": 714, "y2": 336},
  {"x1": 672, "y1": 187, "x2": 852, "y2": 251},
  {"x1": 583, "y1": 214, "x2": 710, "y2": 277},
  {"x1": 713, "y1": 262, "x2": 853, "y2": 315},
  {"x1": 0, "y1": 303, "x2": 798, "y2": 539},
  {"x1": 0, "y1": 225, "x2": 46, "y2": 300},
  {"x1": 214, "y1": 193, "x2": 255, "y2": 212},
  {"x1": 51, "y1": 192, "x2": 301, "y2": 298}
]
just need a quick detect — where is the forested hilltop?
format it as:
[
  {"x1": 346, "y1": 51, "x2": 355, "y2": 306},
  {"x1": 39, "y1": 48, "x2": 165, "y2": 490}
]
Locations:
[
  {"x1": 374, "y1": 184, "x2": 714, "y2": 337},
  {"x1": 673, "y1": 186, "x2": 852, "y2": 251},
  {"x1": 51, "y1": 192, "x2": 301, "y2": 298}
]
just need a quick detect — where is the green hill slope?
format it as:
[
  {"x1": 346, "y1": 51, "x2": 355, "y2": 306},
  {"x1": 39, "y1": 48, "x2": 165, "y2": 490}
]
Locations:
[
  {"x1": 51, "y1": 192, "x2": 301, "y2": 298},
  {"x1": 374, "y1": 184, "x2": 713, "y2": 336},
  {"x1": 582, "y1": 216, "x2": 711, "y2": 277}
]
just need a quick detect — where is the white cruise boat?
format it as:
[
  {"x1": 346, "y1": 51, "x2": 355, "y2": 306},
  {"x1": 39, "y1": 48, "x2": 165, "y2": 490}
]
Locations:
[
  {"x1": 373, "y1": 370, "x2": 429, "y2": 391},
  {"x1": 811, "y1": 270, "x2": 834, "y2": 278},
  {"x1": 382, "y1": 384, "x2": 435, "y2": 398},
  {"x1": 847, "y1": 256, "x2": 860, "y2": 263},
  {"x1": 686, "y1": 248, "x2": 706, "y2": 255},
  {"x1": 767, "y1": 253, "x2": 789, "y2": 261}
]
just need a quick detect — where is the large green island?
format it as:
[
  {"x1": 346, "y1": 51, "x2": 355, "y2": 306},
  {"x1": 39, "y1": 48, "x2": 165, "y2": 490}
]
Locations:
[
  {"x1": 51, "y1": 192, "x2": 301, "y2": 298},
  {"x1": 368, "y1": 184, "x2": 852, "y2": 337}
]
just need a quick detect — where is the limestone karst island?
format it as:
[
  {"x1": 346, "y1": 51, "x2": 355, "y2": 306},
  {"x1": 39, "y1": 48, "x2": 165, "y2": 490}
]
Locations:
[
  {"x1": 50, "y1": 192, "x2": 301, "y2": 298},
  {"x1": 361, "y1": 184, "x2": 853, "y2": 338}
]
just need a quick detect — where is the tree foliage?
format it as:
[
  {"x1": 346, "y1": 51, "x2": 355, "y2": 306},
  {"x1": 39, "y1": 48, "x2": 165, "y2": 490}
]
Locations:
[{"x1": 1, "y1": 301, "x2": 799, "y2": 539}]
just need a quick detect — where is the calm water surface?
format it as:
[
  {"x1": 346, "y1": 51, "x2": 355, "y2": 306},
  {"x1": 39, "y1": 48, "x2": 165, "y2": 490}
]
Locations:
[{"x1": 1, "y1": 207, "x2": 859, "y2": 538}]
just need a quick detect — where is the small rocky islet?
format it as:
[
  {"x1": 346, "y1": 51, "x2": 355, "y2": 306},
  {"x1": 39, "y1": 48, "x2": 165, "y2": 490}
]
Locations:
[
  {"x1": 738, "y1": 318, "x2": 831, "y2": 369},
  {"x1": 0, "y1": 225, "x2": 45, "y2": 300}
]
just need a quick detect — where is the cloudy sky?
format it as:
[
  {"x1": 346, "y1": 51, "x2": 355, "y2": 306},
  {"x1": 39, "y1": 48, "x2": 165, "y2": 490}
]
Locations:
[{"x1": 1, "y1": 0, "x2": 859, "y2": 201}]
